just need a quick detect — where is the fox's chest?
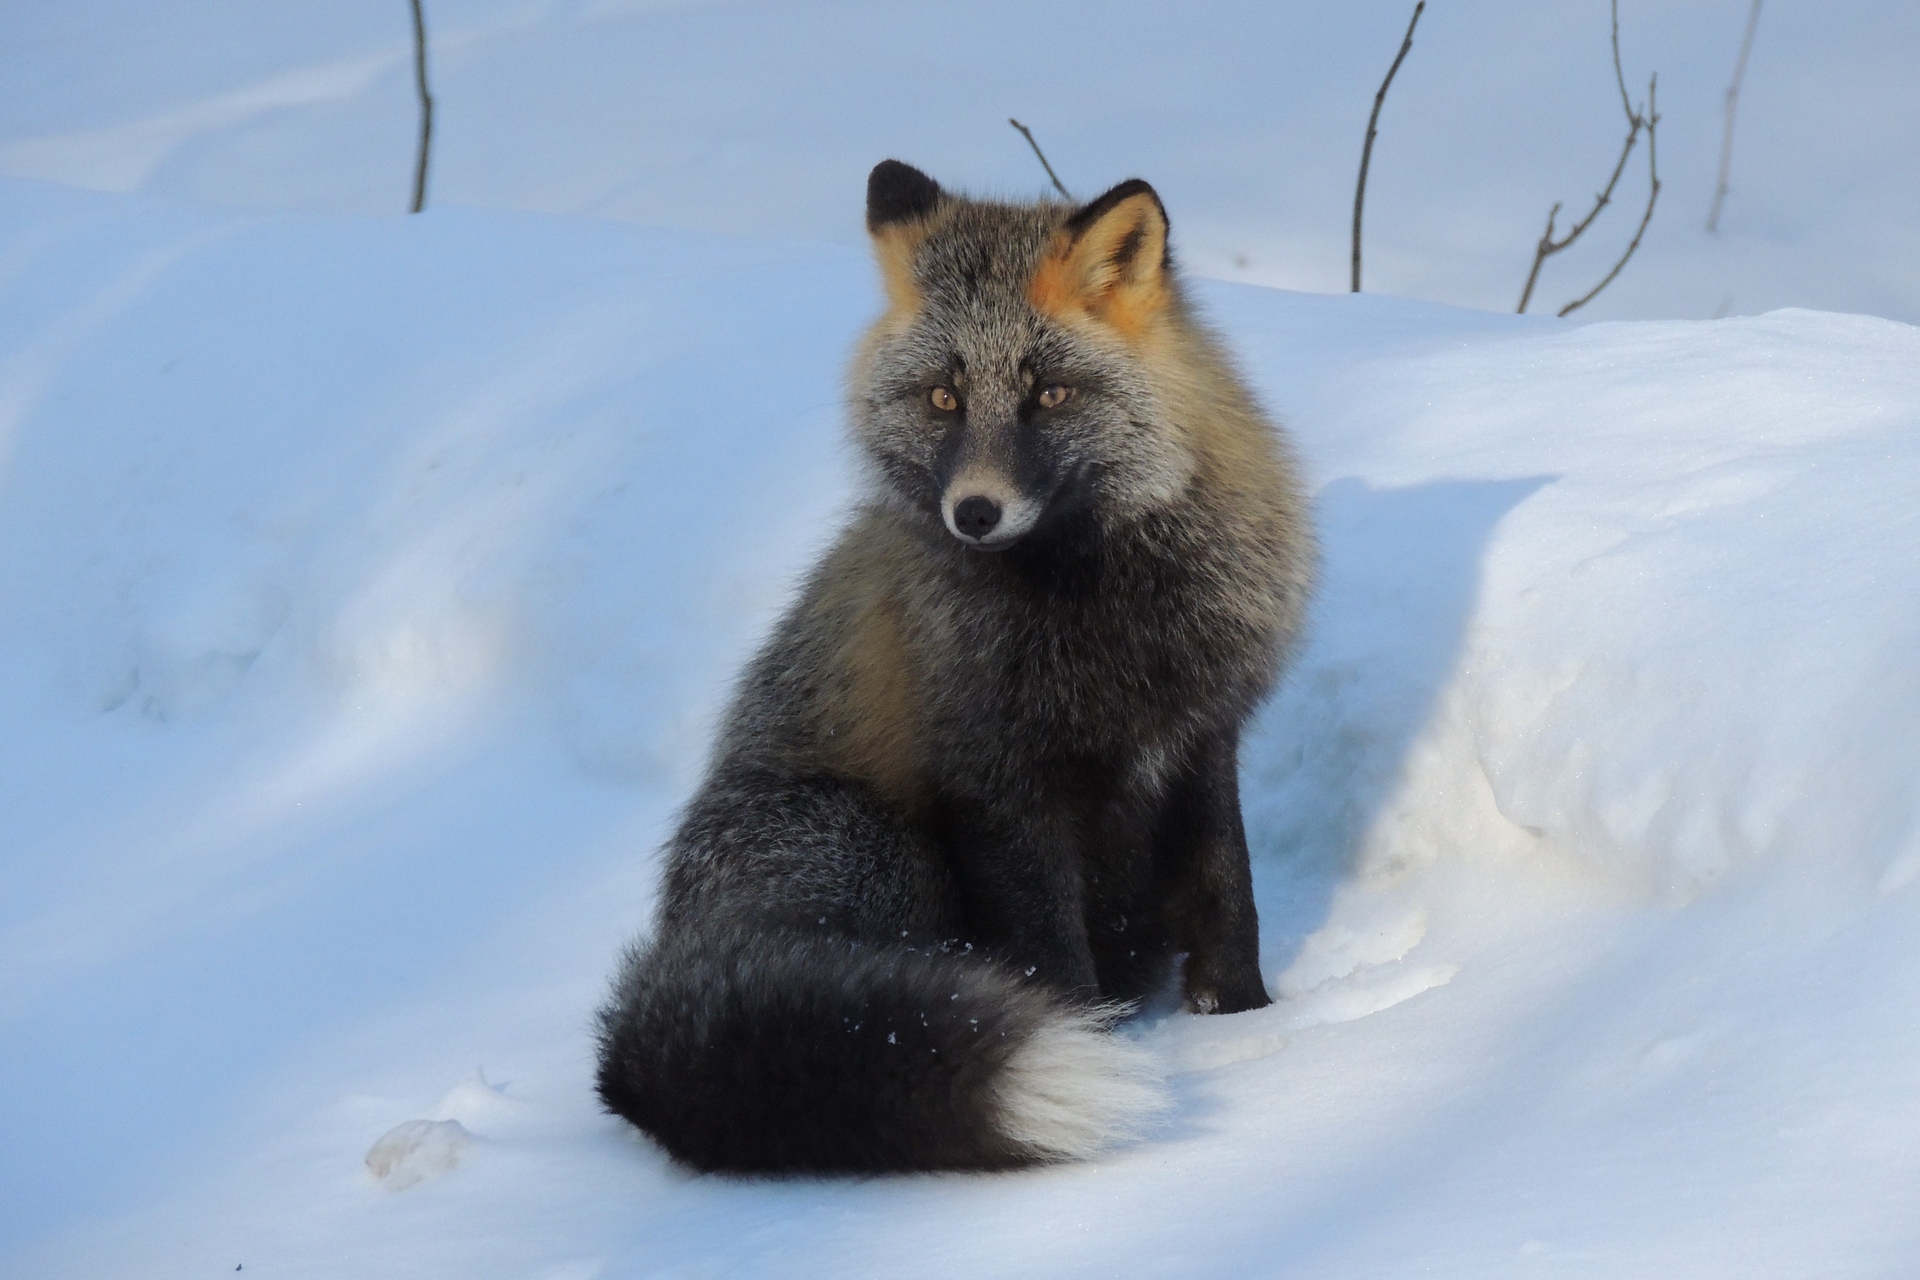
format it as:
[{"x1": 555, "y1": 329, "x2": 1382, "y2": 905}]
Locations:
[{"x1": 918, "y1": 576, "x2": 1250, "y2": 764}]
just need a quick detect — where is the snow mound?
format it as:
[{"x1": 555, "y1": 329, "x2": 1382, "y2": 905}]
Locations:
[{"x1": 4, "y1": 178, "x2": 1920, "y2": 1277}]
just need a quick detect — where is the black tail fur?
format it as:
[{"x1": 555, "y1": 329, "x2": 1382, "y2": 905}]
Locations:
[{"x1": 595, "y1": 927, "x2": 1166, "y2": 1174}]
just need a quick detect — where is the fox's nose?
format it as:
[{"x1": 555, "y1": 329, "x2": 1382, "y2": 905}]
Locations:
[{"x1": 952, "y1": 496, "x2": 1002, "y2": 539}]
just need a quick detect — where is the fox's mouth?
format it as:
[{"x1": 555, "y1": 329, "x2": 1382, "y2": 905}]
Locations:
[
  {"x1": 952, "y1": 527, "x2": 1022, "y2": 552},
  {"x1": 946, "y1": 518, "x2": 1030, "y2": 552}
]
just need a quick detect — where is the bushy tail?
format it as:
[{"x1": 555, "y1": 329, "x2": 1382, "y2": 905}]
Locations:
[{"x1": 595, "y1": 927, "x2": 1168, "y2": 1173}]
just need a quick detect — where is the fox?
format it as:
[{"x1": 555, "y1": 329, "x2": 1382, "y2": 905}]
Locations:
[{"x1": 595, "y1": 160, "x2": 1314, "y2": 1174}]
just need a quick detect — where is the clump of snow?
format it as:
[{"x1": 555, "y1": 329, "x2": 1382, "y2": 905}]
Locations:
[
  {"x1": 365, "y1": 1119, "x2": 473, "y2": 1191},
  {"x1": 1276, "y1": 906, "x2": 1429, "y2": 998}
]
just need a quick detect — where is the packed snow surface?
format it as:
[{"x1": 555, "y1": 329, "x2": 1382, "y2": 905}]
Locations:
[{"x1": 5, "y1": 169, "x2": 1920, "y2": 1277}]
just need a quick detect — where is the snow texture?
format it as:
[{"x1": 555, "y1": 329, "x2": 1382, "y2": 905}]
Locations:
[{"x1": 4, "y1": 4, "x2": 1920, "y2": 1276}]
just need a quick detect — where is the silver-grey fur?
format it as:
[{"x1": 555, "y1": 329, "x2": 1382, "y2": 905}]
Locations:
[{"x1": 595, "y1": 161, "x2": 1314, "y2": 1175}]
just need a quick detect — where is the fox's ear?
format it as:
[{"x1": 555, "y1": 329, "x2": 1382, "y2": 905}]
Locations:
[
  {"x1": 1031, "y1": 179, "x2": 1171, "y2": 338},
  {"x1": 867, "y1": 160, "x2": 942, "y2": 231},
  {"x1": 867, "y1": 161, "x2": 942, "y2": 318}
]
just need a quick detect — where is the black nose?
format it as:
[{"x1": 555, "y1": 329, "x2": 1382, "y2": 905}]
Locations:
[{"x1": 953, "y1": 495, "x2": 1002, "y2": 539}]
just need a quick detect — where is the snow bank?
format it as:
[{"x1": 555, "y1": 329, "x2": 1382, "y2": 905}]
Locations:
[
  {"x1": 5, "y1": 177, "x2": 1920, "y2": 1277},
  {"x1": 1238, "y1": 297, "x2": 1920, "y2": 898}
]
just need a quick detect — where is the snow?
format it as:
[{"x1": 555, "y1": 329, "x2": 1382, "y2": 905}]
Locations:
[
  {"x1": 4, "y1": 1, "x2": 1918, "y2": 324},
  {"x1": 6, "y1": 5, "x2": 1920, "y2": 1275},
  {"x1": 366, "y1": 1117, "x2": 476, "y2": 1191}
]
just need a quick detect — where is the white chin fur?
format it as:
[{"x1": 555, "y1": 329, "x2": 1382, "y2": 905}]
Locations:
[{"x1": 992, "y1": 1004, "x2": 1170, "y2": 1162}]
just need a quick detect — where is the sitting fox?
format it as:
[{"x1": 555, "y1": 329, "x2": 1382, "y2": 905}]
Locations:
[{"x1": 596, "y1": 161, "x2": 1314, "y2": 1173}]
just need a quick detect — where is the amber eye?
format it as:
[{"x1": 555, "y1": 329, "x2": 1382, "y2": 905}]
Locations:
[
  {"x1": 1037, "y1": 384, "x2": 1074, "y2": 410},
  {"x1": 930, "y1": 386, "x2": 960, "y2": 412}
]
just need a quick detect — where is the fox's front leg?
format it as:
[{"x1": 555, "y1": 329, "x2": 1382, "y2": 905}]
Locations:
[
  {"x1": 939, "y1": 800, "x2": 1101, "y2": 999},
  {"x1": 1160, "y1": 728, "x2": 1271, "y2": 1014}
]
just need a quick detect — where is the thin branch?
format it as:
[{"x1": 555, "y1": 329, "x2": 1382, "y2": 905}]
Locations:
[
  {"x1": 1608, "y1": 0, "x2": 1635, "y2": 119},
  {"x1": 1515, "y1": 202, "x2": 1564, "y2": 317},
  {"x1": 1559, "y1": 75, "x2": 1659, "y2": 316},
  {"x1": 1008, "y1": 118, "x2": 1071, "y2": 201},
  {"x1": 1517, "y1": 0, "x2": 1657, "y2": 314},
  {"x1": 409, "y1": 0, "x2": 434, "y2": 214},
  {"x1": 1515, "y1": 98, "x2": 1640, "y2": 312},
  {"x1": 1707, "y1": 0, "x2": 1762, "y2": 233},
  {"x1": 1351, "y1": 1, "x2": 1425, "y2": 292}
]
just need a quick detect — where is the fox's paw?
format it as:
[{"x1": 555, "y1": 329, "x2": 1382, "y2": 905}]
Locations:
[{"x1": 1183, "y1": 964, "x2": 1273, "y2": 1016}]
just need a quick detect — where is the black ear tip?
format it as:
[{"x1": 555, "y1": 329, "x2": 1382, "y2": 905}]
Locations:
[
  {"x1": 867, "y1": 160, "x2": 943, "y2": 231},
  {"x1": 1065, "y1": 178, "x2": 1168, "y2": 235},
  {"x1": 1104, "y1": 178, "x2": 1160, "y2": 204}
]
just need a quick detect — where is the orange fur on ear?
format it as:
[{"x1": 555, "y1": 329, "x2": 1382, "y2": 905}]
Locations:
[
  {"x1": 1029, "y1": 185, "x2": 1170, "y2": 339},
  {"x1": 871, "y1": 223, "x2": 931, "y2": 325}
]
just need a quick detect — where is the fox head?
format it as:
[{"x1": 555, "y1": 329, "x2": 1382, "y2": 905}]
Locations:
[{"x1": 851, "y1": 160, "x2": 1199, "y2": 552}]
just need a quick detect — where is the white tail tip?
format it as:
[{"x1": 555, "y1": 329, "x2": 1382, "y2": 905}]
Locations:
[{"x1": 992, "y1": 1004, "x2": 1171, "y2": 1162}]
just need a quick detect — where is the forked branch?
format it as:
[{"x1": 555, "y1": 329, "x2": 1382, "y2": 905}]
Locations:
[
  {"x1": 1351, "y1": 1, "x2": 1426, "y2": 292},
  {"x1": 1517, "y1": 0, "x2": 1660, "y2": 315},
  {"x1": 1558, "y1": 77, "x2": 1658, "y2": 316}
]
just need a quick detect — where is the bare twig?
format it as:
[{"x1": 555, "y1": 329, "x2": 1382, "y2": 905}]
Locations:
[
  {"x1": 1008, "y1": 118, "x2": 1071, "y2": 200},
  {"x1": 1707, "y1": 0, "x2": 1762, "y2": 233},
  {"x1": 409, "y1": 0, "x2": 434, "y2": 214},
  {"x1": 1351, "y1": 1, "x2": 1425, "y2": 292},
  {"x1": 1514, "y1": 202, "x2": 1562, "y2": 316},
  {"x1": 1517, "y1": 0, "x2": 1659, "y2": 315},
  {"x1": 1559, "y1": 76, "x2": 1659, "y2": 316}
]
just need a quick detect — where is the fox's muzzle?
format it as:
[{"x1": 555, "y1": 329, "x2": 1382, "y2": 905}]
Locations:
[{"x1": 941, "y1": 472, "x2": 1042, "y2": 551}]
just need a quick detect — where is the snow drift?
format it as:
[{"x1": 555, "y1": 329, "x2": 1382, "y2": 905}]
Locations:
[{"x1": 4, "y1": 175, "x2": 1920, "y2": 1277}]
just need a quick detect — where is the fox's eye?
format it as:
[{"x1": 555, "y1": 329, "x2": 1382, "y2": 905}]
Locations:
[
  {"x1": 1037, "y1": 385, "x2": 1074, "y2": 410},
  {"x1": 930, "y1": 386, "x2": 960, "y2": 412}
]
